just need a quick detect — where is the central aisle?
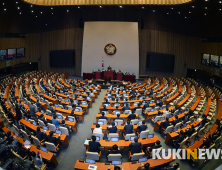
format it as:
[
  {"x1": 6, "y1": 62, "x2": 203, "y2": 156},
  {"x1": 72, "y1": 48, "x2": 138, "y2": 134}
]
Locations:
[{"x1": 54, "y1": 89, "x2": 107, "y2": 170}]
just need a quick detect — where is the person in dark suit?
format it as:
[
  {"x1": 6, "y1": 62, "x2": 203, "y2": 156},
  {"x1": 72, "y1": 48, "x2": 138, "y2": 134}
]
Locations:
[
  {"x1": 99, "y1": 112, "x2": 107, "y2": 120},
  {"x1": 134, "y1": 102, "x2": 142, "y2": 111},
  {"x1": 137, "y1": 163, "x2": 151, "y2": 170},
  {"x1": 114, "y1": 114, "x2": 122, "y2": 121},
  {"x1": 186, "y1": 125, "x2": 196, "y2": 137},
  {"x1": 107, "y1": 144, "x2": 121, "y2": 157},
  {"x1": 104, "y1": 99, "x2": 109, "y2": 104},
  {"x1": 172, "y1": 115, "x2": 179, "y2": 126},
  {"x1": 29, "y1": 103, "x2": 36, "y2": 118},
  {"x1": 101, "y1": 105, "x2": 108, "y2": 112},
  {"x1": 127, "y1": 112, "x2": 137, "y2": 120},
  {"x1": 123, "y1": 104, "x2": 130, "y2": 111},
  {"x1": 129, "y1": 137, "x2": 142, "y2": 155},
  {"x1": 143, "y1": 102, "x2": 150, "y2": 110},
  {"x1": 36, "y1": 100, "x2": 42, "y2": 110},
  {"x1": 182, "y1": 115, "x2": 189, "y2": 125},
  {"x1": 17, "y1": 143, "x2": 30, "y2": 158},
  {"x1": 7, "y1": 108, "x2": 14, "y2": 120},
  {"x1": 14, "y1": 120, "x2": 22, "y2": 129},
  {"x1": 124, "y1": 120, "x2": 133, "y2": 135},
  {"x1": 6, "y1": 131, "x2": 14, "y2": 144},
  {"x1": 164, "y1": 163, "x2": 180, "y2": 170},
  {"x1": 48, "y1": 103, "x2": 56, "y2": 114},
  {"x1": 147, "y1": 140, "x2": 162, "y2": 157},
  {"x1": 137, "y1": 120, "x2": 148, "y2": 134},
  {"x1": 196, "y1": 122, "x2": 204, "y2": 132},
  {"x1": 60, "y1": 120, "x2": 71, "y2": 132},
  {"x1": 188, "y1": 111, "x2": 194, "y2": 117},
  {"x1": 47, "y1": 131, "x2": 60, "y2": 145},
  {"x1": 39, "y1": 114, "x2": 47, "y2": 125},
  {"x1": 160, "y1": 117, "x2": 170, "y2": 132},
  {"x1": 36, "y1": 127, "x2": 46, "y2": 141},
  {"x1": 15, "y1": 104, "x2": 22, "y2": 120},
  {"x1": 201, "y1": 134, "x2": 213, "y2": 148},
  {"x1": 173, "y1": 130, "x2": 185, "y2": 148},
  {"x1": 107, "y1": 122, "x2": 117, "y2": 133},
  {"x1": 88, "y1": 135, "x2": 101, "y2": 153}
]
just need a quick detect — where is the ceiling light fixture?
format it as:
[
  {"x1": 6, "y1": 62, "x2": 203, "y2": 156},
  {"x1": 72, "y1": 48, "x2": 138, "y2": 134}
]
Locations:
[
  {"x1": 142, "y1": 7, "x2": 144, "y2": 9},
  {"x1": 119, "y1": 6, "x2": 123, "y2": 8},
  {"x1": 67, "y1": 10, "x2": 69, "y2": 12}
]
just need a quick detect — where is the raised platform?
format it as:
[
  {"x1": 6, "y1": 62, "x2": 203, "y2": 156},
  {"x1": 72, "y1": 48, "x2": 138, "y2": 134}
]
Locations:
[{"x1": 91, "y1": 79, "x2": 124, "y2": 89}]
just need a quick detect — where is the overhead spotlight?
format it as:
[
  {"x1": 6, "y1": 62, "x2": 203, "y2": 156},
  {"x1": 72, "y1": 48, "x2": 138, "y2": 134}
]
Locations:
[
  {"x1": 153, "y1": 10, "x2": 155, "y2": 12},
  {"x1": 17, "y1": 7, "x2": 20, "y2": 9},
  {"x1": 205, "y1": 7, "x2": 207, "y2": 9},
  {"x1": 31, "y1": 5, "x2": 33, "y2": 7},
  {"x1": 16, "y1": 1, "x2": 18, "y2": 4},
  {"x1": 142, "y1": 7, "x2": 144, "y2": 9},
  {"x1": 171, "y1": 7, "x2": 173, "y2": 9},
  {"x1": 220, "y1": 9, "x2": 222, "y2": 10},
  {"x1": 31, "y1": 10, "x2": 33, "y2": 12},
  {"x1": 36, "y1": 16, "x2": 37, "y2": 17},
  {"x1": 220, "y1": 1, "x2": 222, "y2": 3},
  {"x1": 4, "y1": 8, "x2": 6, "y2": 11},
  {"x1": 167, "y1": 13, "x2": 169, "y2": 14},
  {"x1": 67, "y1": 10, "x2": 69, "y2": 12},
  {"x1": 178, "y1": 12, "x2": 180, "y2": 14},
  {"x1": 185, "y1": 17, "x2": 187, "y2": 18},
  {"x1": 205, "y1": 0, "x2": 208, "y2": 1},
  {"x1": 2, "y1": 3, "x2": 4, "y2": 5},
  {"x1": 189, "y1": 11, "x2": 191, "y2": 13},
  {"x1": 52, "y1": 13, "x2": 53, "y2": 14},
  {"x1": 99, "y1": 6, "x2": 102, "y2": 8},
  {"x1": 19, "y1": 12, "x2": 21, "y2": 14},
  {"x1": 119, "y1": 6, "x2": 123, "y2": 8},
  {"x1": 78, "y1": 6, "x2": 80, "y2": 8},
  {"x1": 192, "y1": 6, "x2": 195, "y2": 8},
  {"x1": 40, "y1": 12, "x2": 42, "y2": 14},
  {"x1": 204, "y1": 13, "x2": 207, "y2": 15},
  {"x1": 46, "y1": 24, "x2": 47, "y2": 25},
  {"x1": 51, "y1": 7, "x2": 53, "y2": 9}
]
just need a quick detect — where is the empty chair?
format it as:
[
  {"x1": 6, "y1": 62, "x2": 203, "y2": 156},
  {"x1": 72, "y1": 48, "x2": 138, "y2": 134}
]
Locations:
[
  {"x1": 38, "y1": 120, "x2": 45, "y2": 127},
  {"x1": 93, "y1": 132, "x2": 104, "y2": 140},
  {"x1": 135, "y1": 109, "x2": 142, "y2": 116},
  {"x1": 130, "y1": 152, "x2": 145, "y2": 161},
  {"x1": 98, "y1": 119, "x2": 107, "y2": 125},
  {"x1": 131, "y1": 119, "x2": 139, "y2": 124},
  {"x1": 188, "y1": 132, "x2": 197, "y2": 142},
  {"x1": 67, "y1": 106, "x2": 72, "y2": 110},
  {"x1": 162, "y1": 125, "x2": 174, "y2": 134},
  {"x1": 124, "y1": 133, "x2": 135, "y2": 140},
  {"x1": 20, "y1": 129, "x2": 30, "y2": 140},
  {"x1": 45, "y1": 141, "x2": 59, "y2": 152},
  {"x1": 114, "y1": 119, "x2": 123, "y2": 126},
  {"x1": 58, "y1": 105, "x2": 64, "y2": 109},
  {"x1": 46, "y1": 110, "x2": 52, "y2": 115},
  {"x1": 48, "y1": 123, "x2": 56, "y2": 132},
  {"x1": 175, "y1": 122, "x2": 182, "y2": 129},
  {"x1": 56, "y1": 113, "x2": 63, "y2": 119},
  {"x1": 108, "y1": 133, "x2": 119, "y2": 140},
  {"x1": 31, "y1": 135, "x2": 44, "y2": 147},
  {"x1": 139, "y1": 130, "x2": 149, "y2": 139},
  {"x1": 59, "y1": 127, "x2": 69, "y2": 136},
  {"x1": 107, "y1": 154, "x2": 121, "y2": 161},
  {"x1": 145, "y1": 107, "x2": 152, "y2": 113},
  {"x1": 124, "y1": 110, "x2": 131, "y2": 114},
  {"x1": 86, "y1": 151, "x2": 101, "y2": 161}
]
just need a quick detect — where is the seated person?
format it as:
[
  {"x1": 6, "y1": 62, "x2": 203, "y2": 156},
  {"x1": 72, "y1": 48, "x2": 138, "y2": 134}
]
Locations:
[
  {"x1": 48, "y1": 103, "x2": 56, "y2": 114},
  {"x1": 99, "y1": 112, "x2": 107, "y2": 120},
  {"x1": 107, "y1": 122, "x2": 117, "y2": 133},
  {"x1": 60, "y1": 120, "x2": 71, "y2": 132},
  {"x1": 39, "y1": 114, "x2": 48, "y2": 125},
  {"x1": 107, "y1": 144, "x2": 121, "y2": 157},
  {"x1": 17, "y1": 143, "x2": 30, "y2": 158},
  {"x1": 200, "y1": 134, "x2": 213, "y2": 148},
  {"x1": 123, "y1": 103, "x2": 130, "y2": 111},
  {"x1": 160, "y1": 117, "x2": 170, "y2": 132},
  {"x1": 164, "y1": 163, "x2": 179, "y2": 170},
  {"x1": 137, "y1": 120, "x2": 148, "y2": 134},
  {"x1": 127, "y1": 111, "x2": 137, "y2": 120},
  {"x1": 52, "y1": 115, "x2": 60, "y2": 128},
  {"x1": 104, "y1": 99, "x2": 109, "y2": 104},
  {"x1": 137, "y1": 163, "x2": 150, "y2": 170},
  {"x1": 114, "y1": 114, "x2": 122, "y2": 121},
  {"x1": 101, "y1": 105, "x2": 108, "y2": 112},
  {"x1": 93, "y1": 124, "x2": 102, "y2": 133},
  {"x1": 212, "y1": 131, "x2": 220, "y2": 142},
  {"x1": 143, "y1": 102, "x2": 150, "y2": 110},
  {"x1": 147, "y1": 140, "x2": 162, "y2": 157},
  {"x1": 36, "y1": 100, "x2": 42, "y2": 111},
  {"x1": 186, "y1": 125, "x2": 195, "y2": 137},
  {"x1": 173, "y1": 130, "x2": 185, "y2": 148},
  {"x1": 182, "y1": 115, "x2": 189, "y2": 125},
  {"x1": 134, "y1": 102, "x2": 142, "y2": 111},
  {"x1": 47, "y1": 131, "x2": 60, "y2": 145},
  {"x1": 88, "y1": 135, "x2": 101, "y2": 153},
  {"x1": 36, "y1": 127, "x2": 46, "y2": 141},
  {"x1": 172, "y1": 115, "x2": 179, "y2": 126},
  {"x1": 5, "y1": 131, "x2": 14, "y2": 144},
  {"x1": 14, "y1": 120, "x2": 22, "y2": 129},
  {"x1": 129, "y1": 137, "x2": 142, "y2": 155},
  {"x1": 124, "y1": 120, "x2": 133, "y2": 135},
  {"x1": 31, "y1": 151, "x2": 44, "y2": 169},
  {"x1": 70, "y1": 110, "x2": 78, "y2": 123},
  {"x1": 114, "y1": 106, "x2": 121, "y2": 113}
]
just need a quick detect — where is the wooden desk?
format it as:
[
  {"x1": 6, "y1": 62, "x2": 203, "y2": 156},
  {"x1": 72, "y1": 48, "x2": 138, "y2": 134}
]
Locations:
[
  {"x1": 145, "y1": 106, "x2": 174, "y2": 121},
  {"x1": 19, "y1": 119, "x2": 69, "y2": 147},
  {"x1": 164, "y1": 119, "x2": 202, "y2": 145},
  {"x1": 96, "y1": 113, "x2": 138, "y2": 123},
  {"x1": 0, "y1": 118, "x2": 4, "y2": 128},
  {"x1": 35, "y1": 112, "x2": 77, "y2": 133}
]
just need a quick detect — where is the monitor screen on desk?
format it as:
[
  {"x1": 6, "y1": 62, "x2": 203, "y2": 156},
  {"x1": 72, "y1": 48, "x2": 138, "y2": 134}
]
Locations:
[
  {"x1": 32, "y1": 121, "x2": 37, "y2": 126},
  {"x1": 14, "y1": 132, "x2": 19, "y2": 137},
  {"x1": 97, "y1": 121, "x2": 104, "y2": 125},
  {"x1": 161, "y1": 152, "x2": 168, "y2": 158},
  {"x1": 134, "y1": 103, "x2": 138, "y2": 106},
  {"x1": 114, "y1": 104, "x2": 120, "y2": 107},
  {"x1": 138, "y1": 157, "x2": 148, "y2": 163},
  {"x1": 43, "y1": 126, "x2": 48, "y2": 131},
  {"x1": 147, "y1": 134, "x2": 154, "y2": 139},
  {"x1": 57, "y1": 115, "x2": 63, "y2": 119},
  {"x1": 79, "y1": 96, "x2": 83, "y2": 98},
  {"x1": 96, "y1": 136, "x2": 100, "y2": 141},
  {"x1": 66, "y1": 99, "x2": 69, "y2": 102},
  {"x1": 104, "y1": 104, "x2": 110, "y2": 107},
  {"x1": 74, "y1": 100, "x2": 78, "y2": 104},
  {"x1": 150, "y1": 101, "x2": 153, "y2": 104},
  {"x1": 24, "y1": 117, "x2": 28, "y2": 121},
  {"x1": 40, "y1": 146, "x2": 48, "y2": 153},
  {"x1": 56, "y1": 130, "x2": 62, "y2": 135},
  {"x1": 142, "y1": 102, "x2": 146, "y2": 105},
  {"x1": 173, "y1": 127, "x2": 178, "y2": 132},
  {"x1": 169, "y1": 114, "x2": 173, "y2": 118},
  {"x1": 111, "y1": 137, "x2": 119, "y2": 142},
  {"x1": 138, "y1": 121, "x2": 142, "y2": 125},
  {"x1": 190, "y1": 141, "x2": 195, "y2": 146},
  {"x1": 139, "y1": 97, "x2": 143, "y2": 100},
  {"x1": 151, "y1": 109, "x2": 154, "y2": 112},
  {"x1": 130, "y1": 136, "x2": 136, "y2": 141},
  {"x1": 42, "y1": 100, "x2": 44, "y2": 103},
  {"x1": 90, "y1": 93, "x2": 94, "y2": 96},
  {"x1": 68, "y1": 117, "x2": 74, "y2": 122},
  {"x1": 55, "y1": 104, "x2": 58, "y2": 107},
  {"x1": 128, "y1": 111, "x2": 132, "y2": 115},
  {"x1": 87, "y1": 97, "x2": 91, "y2": 100},
  {"x1": 112, "y1": 160, "x2": 122, "y2": 165},
  {"x1": 85, "y1": 159, "x2": 95, "y2": 164},
  {"x1": 115, "y1": 111, "x2": 120, "y2": 115},
  {"x1": 82, "y1": 102, "x2": 87, "y2": 105},
  {"x1": 160, "y1": 107, "x2": 163, "y2": 110}
]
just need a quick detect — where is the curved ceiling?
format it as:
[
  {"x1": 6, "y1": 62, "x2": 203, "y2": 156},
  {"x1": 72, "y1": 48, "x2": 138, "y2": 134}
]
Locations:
[{"x1": 23, "y1": 0, "x2": 196, "y2": 6}]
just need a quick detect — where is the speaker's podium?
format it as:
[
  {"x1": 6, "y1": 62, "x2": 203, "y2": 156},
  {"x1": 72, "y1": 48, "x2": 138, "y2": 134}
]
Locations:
[
  {"x1": 116, "y1": 72, "x2": 123, "y2": 81},
  {"x1": 104, "y1": 71, "x2": 114, "y2": 80},
  {"x1": 95, "y1": 71, "x2": 101, "y2": 79}
]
